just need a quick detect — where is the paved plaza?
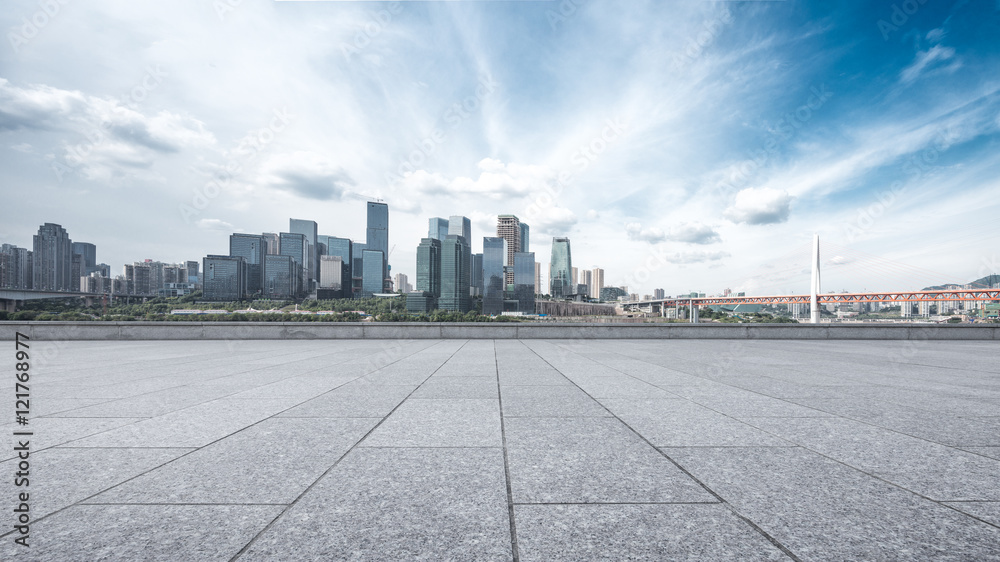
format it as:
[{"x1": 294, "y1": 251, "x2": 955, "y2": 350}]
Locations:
[{"x1": 3, "y1": 338, "x2": 1000, "y2": 561}]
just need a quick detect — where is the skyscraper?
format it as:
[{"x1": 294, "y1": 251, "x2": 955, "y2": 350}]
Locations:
[
  {"x1": 439, "y1": 235, "x2": 471, "y2": 312},
  {"x1": 203, "y1": 255, "x2": 247, "y2": 301},
  {"x1": 185, "y1": 260, "x2": 200, "y2": 283},
  {"x1": 520, "y1": 223, "x2": 530, "y2": 254},
  {"x1": 514, "y1": 252, "x2": 536, "y2": 314},
  {"x1": 367, "y1": 202, "x2": 389, "y2": 280},
  {"x1": 428, "y1": 218, "x2": 449, "y2": 241},
  {"x1": 549, "y1": 237, "x2": 572, "y2": 298},
  {"x1": 394, "y1": 273, "x2": 410, "y2": 294},
  {"x1": 361, "y1": 249, "x2": 384, "y2": 297},
  {"x1": 496, "y1": 215, "x2": 521, "y2": 286},
  {"x1": 71, "y1": 242, "x2": 97, "y2": 274},
  {"x1": 320, "y1": 236, "x2": 352, "y2": 294},
  {"x1": 33, "y1": 223, "x2": 73, "y2": 291},
  {"x1": 320, "y1": 255, "x2": 347, "y2": 297},
  {"x1": 279, "y1": 232, "x2": 308, "y2": 297},
  {"x1": 482, "y1": 237, "x2": 506, "y2": 315},
  {"x1": 590, "y1": 268, "x2": 605, "y2": 300},
  {"x1": 262, "y1": 233, "x2": 280, "y2": 255},
  {"x1": 263, "y1": 254, "x2": 296, "y2": 299},
  {"x1": 448, "y1": 216, "x2": 472, "y2": 302},
  {"x1": 289, "y1": 219, "x2": 318, "y2": 291},
  {"x1": 0, "y1": 245, "x2": 32, "y2": 289},
  {"x1": 535, "y1": 262, "x2": 541, "y2": 295},
  {"x1": 229, "y1": 233, "x2": 265, "y2": 297},
  {"x1": 471, "y1": 253, "x2": 484, "y2": 297},
  {"x1": 415, "y1": 238, "x2": 442, "y2": 297},
  {"x1": 351, "y1": 242, "x2": 367, "y2": 298},
  {"x1": 571, "y1": 267, "x2": 579, "y2": 288}
]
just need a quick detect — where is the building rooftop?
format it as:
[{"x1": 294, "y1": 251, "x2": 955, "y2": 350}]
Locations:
[{"x1": 3, "y1": 339, "x2": 999, "y2": 560}]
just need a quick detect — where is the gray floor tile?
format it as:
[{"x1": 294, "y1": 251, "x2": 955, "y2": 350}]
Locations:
[
  {"x1": 515, "y1": 504, "x2": 789, "y2": 561},
  {"x1": 501, "y1": 385, "x2": 610, "y2": 417},
  {"x1": 362, "y1": 398, "x2": 502, "y2": 447},
  {"x1": 240, "y1": 448, "x2": 512, "y2": 561},
  {"x1": 0, "y1": 504, "x2": 282, "y2": 562},
  {"x1": 88, "y1": 418, "x2": 377, "y2": 504},
  {"x1": 943, "y1": 502, "x2": 1000, "y2": 527},
  {"x1": 411, "y1": 377, "x2": 499, "y2": 399},
  {"x1": 0, "y1": 417, "x2": 145, "y2": 460},
  {"x1": 602, "y1": 399, "x2": 791, "y2": 447},
  {"x1": 505, "y1": 417, "x2": 713, "y2": 503},
  {"x1": 277, "y1": 382, "x2": 415, "y2": 418},
  {"x1": 671, "y1": 446, "x2": 1000, "y2": 560}
]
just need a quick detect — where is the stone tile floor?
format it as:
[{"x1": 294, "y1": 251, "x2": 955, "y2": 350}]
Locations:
[{"x1": 3, "y1": 339, "x2": 999, "y2": 561}]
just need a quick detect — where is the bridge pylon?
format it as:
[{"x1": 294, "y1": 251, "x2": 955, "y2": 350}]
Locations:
[{"x1": 810, "y1": 233, "x2": 821, "y2": 324}]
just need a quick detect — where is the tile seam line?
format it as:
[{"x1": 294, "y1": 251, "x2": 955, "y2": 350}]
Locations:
[
  {"x1": 228, "y1": 338, "x2": 468, "y2": 561},
  {"x1": 0, "y1": 340, "x2": 449, "y2": 542},
  {"x1": 522, "y1": 340, "x2": 804, "y2": 562},
  {"x1": 496, "y1": 339, "x2": 522, "y2": 562}
]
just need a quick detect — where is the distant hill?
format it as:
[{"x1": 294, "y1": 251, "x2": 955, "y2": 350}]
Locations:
[{"x1": 923, "y1": 274, "x2": 1000, "y2": 291}]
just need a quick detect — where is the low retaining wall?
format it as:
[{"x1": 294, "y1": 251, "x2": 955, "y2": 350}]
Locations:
[{"x1": 1, "y1": 322, "x2": 998, "y2": 340}]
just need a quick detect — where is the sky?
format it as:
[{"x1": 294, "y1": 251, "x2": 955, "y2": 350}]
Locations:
[{"x1": 2, "y1": 0, "x2": 999, "y2": 296}]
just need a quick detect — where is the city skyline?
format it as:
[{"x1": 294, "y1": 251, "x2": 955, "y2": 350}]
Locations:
[{"x1": 1, "y1": 2, "x2": 999, "y2": 295}]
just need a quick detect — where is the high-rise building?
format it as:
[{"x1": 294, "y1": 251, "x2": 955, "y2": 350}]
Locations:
[
  {"x1": 571, "y1": 267, "x2": 579, "y2": 288},
  {"x1": 289, "y1": 219, "x2": 318, "y2": 291},
  {"x1": 448, "y1": 216, "x2": 472, "y2": 301},
  {"x1": 394, "y1": 273, "x2": 411, "y2": 294},
  {"x1": 429, "y1": 218, "x2": 449, "y2": 241},
  {"x1": 351, "y1": 242, "x2": 367, "y2": 298},
  {"x1": 520, "y1": 223, "x2": 530, "y2": 254},
  {"x1": 439, "y1": 235, "x2": 471, "y2": 312},
  {"x1": 654, "y1": 288, "x2": 666, "y2": 299},
  {"x1": 262, "y1": 233, "x2": 280, "y2": 255},
  {"x1": 319, "y1": 255, "x2": 347, "y2": 298},
  {"x1": 71, "y1": 242, "x2": 97, "y2": 275},
  {"x1": 185, "y1": 260, "x2": 200, "y2": 283},
  {"x1": 319, "y1": 236, "x2": 352, "y2": 295},
  {"x1": 482, "y1": 237, "x2": 506, "y2": 315},
  {"x1": 0, "y1": 245, "x2": 32, "y2": 289},
  {"x1": 415, "y1": 238, "x2": 442, "y2": 297},
  {"x1": 279, "y1": 232, "x2": 308, "y2": 297},
  {"x1": 549, "y1": 237, "x2": 572, "y2": 299},
  {"x1": 471, "y1": 253, "x2": 484, "y2": 297},
  {"x1": 366, "y1": 202, "x2": 389, "y2": 280},
  {"x1": 32, "y1": 223, "x2": 73, "y2": 291},
  {"x1": 535, "y1": 262, "x2": 541, "y2": 295},
  {"x1": 263, "y1": 254, "x2": 296, "y2": 299},
  {"x1": 229, "y1": 233, "x2": 265, "y2": 297},
  {"x1": 361, "y1": 249, "x2": 384, "y2": 297},
  {"x1": 496, "y1": 215, "x2": 521, "y2": 286},
  {"x1": 590, "y1": 268, "x2": 605, "y2": 300},
  {"x1": 203, "y1": 255, "x2": 247, "y2": 301},
  {"x1": 582, "y1": 270, "x2": 592, "y2": 295},
  {"x1": 70, "y1": 253, "x2": 83, "y2": 291},
  {"x1": 513, "y1": 252, "x2": 535, "y2": 314}
]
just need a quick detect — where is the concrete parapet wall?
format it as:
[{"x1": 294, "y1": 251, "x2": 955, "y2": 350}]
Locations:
[{"x1": 1, "y1": 322, "x2": 999, "y2": 340}]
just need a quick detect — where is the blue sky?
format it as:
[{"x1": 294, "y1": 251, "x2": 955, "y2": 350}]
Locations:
[{"x1": 1, "y1": 0, "x2": 999, "y2": 295}]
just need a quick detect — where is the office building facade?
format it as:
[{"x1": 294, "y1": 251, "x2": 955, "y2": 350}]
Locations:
[
  {"x1": 0, "y1": 245, "x2": 32, "y2": 289},
  {"x1": 203, "y1": 255, "x2": 247, "y2": 301},
  {"x1": 549, "y1": 237, "x2": 573, "y2": 298},
  {"x1": 33, "y1": 223, "x2": 73, "y2": 291},
  {"x1": 279, "y1": 232, "x2": 308, "y2": 297},
  {"x1": 591, "y1": 268, "x2": 605, "y2": 299},
  {"x1": 264, "y1": 254, "x2": 297, "y2": 299},
  {"x1": 289, "y1": 219, "x2": 318, "y2": 292},
  {"x1": 520, "y1": 223, "x2": 530, "y2": 254},
  {"x1": 366, "y1": 202, "x2": 389, "y2": 281},
  {"x1": 230, "y1": 233, "x2": 265, "y2": 297},
  {"x1": 361, "y1": 249, "x2": 384, "y2": 297},
  {"x1": 496, "y1": 215, "x2": 521, "y2": 286},
  {"x1": 415, "y1": 238, "x2": 442, "y2": 298},
  {"x1": 71, "y1": 242, "x2": 97, "y2": 275},
  {"x1": 482, "y1": 237, "x2": 506, "y2": 315},
  {"x1": 471, "y1": 253, "x2": 484, "y2": 297},
  {"x1": 439, "y1": 235, "x2": 471, "y2": 312},
  {"x1": 429, "y1": 217, "x2": 449, "y2": 241},
  {"x1": 513, "y1": 252, "x2": 536, "y2": 314}
]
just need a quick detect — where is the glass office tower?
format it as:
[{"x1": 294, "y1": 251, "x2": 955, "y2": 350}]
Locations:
[
  {"x1": 519, "y1": 223, "x2": 530, "y2": 254},
  {"x1": 549, "y1": 237, "x2": 573, "y2": 298},
  {"x1": 415, "y1": 238, "x2": 442, "y2": 297},
  {"x1": 482, "y1": 237, "x2": 506, "y2": 315},
  {"x1": 279, "y1": 232, "x2": 308, "y2": 298},
  {"x1": 319, "y1": 236, "x2": 352, "y2": 294},
  {"x1": 471, "y1": 253, "x2": 484, "y2": 297},
  {"x1": 439, "y1": 235, "x2": 471, "y2": 312},
  {"x1": 203, "y1": 255, "x2": 247, "y2": 301},
  {"x1": 361, "y1": 249, "x2": 384, "y2": 297},
  {"x1": 428, "y1": 218, "x2": 449, "y2": 241},
  {"x1": 263, "y1": 254, "x2": 296, "y2": 299},
  {"x1": 514, "y1": 252, "x2": 536, "y2": 314},
  {"x1": 229, "y1": 233, "x2": 265, "y2": 296},
  {"x1": 366, "y1": 202, "x2": 389, "y2": 280},
  {"x1": 289, "y1": 219, "x2": 318, "y2": 291}
]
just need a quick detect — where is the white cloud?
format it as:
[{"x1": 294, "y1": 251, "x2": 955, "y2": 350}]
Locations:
[
  {"x1": 900, "y1": 45, "x2": 956, "y2": 85},
  {"x1": 625, "y1": 222, "x2": 666, "y2": 243},
  {"x1": 724, "y1": 188, "x2": 792, "y2": 225},
  {"x1": 258, "y1": 152, "x2": 355, "y2": 201},
  {"x1": 666, "y1": 223, "x2": 721, "y2": 245},
  {"x1": 402, "y1": 158, "x2": 557, "y2": 200},
  {"x1": 197, "y1": 218, "x2": 236, "y2": 231}
]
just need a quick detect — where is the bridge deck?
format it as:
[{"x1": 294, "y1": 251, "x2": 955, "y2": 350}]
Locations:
[{"x1": 3, "y1": 339, "x2": 999, "y2": 560}]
